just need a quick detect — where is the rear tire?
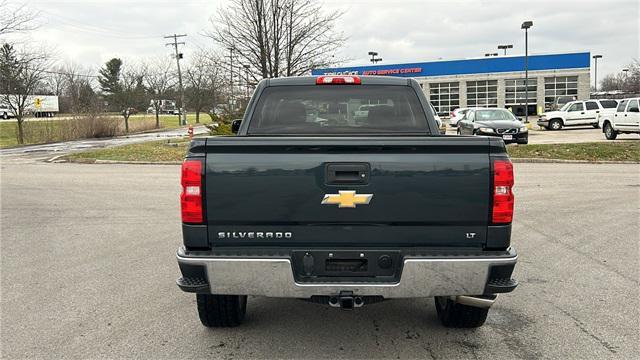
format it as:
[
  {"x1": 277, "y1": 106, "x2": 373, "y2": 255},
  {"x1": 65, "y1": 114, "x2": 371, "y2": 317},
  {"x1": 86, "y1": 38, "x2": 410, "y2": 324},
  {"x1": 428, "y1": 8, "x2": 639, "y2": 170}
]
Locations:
[
  {"x1": 2, "y1": 112, "x2": 7, "y2": 120},
  {"x1": 434, "y1": 297, "x2": 489, "y2": 328},
  {"x1": 197, "y1": 294, "x2": 247, "y2": 327},
  {"x1": 549, "y1": 119, "x2": 562, "y2": 130},
  {"x1": 603, "y1": 122, "x2": 617, "y2": 140}
]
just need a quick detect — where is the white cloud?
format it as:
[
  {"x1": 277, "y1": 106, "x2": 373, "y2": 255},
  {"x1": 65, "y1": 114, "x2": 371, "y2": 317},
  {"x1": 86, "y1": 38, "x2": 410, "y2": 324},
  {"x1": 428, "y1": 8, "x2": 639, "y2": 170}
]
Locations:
[{"x1": 6, "y1": 0, "x2": 638, "y2": 78}]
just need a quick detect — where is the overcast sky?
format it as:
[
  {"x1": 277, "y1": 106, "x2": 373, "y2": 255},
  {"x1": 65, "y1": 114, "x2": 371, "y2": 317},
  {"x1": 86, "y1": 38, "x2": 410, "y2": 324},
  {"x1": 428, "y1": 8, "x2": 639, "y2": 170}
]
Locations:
[{"x1": 5, "y1": 0, "x2": 639, "y2": 79}]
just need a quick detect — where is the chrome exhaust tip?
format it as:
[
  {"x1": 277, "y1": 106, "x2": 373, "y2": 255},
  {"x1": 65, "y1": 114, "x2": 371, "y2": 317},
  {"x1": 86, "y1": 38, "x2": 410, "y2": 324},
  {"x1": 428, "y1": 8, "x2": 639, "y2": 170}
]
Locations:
[{"x1": 453, "y1": 295, "x2": 497, "y2": 308}]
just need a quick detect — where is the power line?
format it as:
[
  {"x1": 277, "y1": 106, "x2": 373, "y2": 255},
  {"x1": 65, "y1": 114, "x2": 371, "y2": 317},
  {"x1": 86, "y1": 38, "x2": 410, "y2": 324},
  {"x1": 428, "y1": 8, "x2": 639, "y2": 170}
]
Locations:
[
  {"x1": 41, "y1": 69, "x2": 98, "y2": 78},
  {"x1": 42, "y1": 10, "x2": 162, "y2": 40},
  {"x1": 10, "y1": 66, "x2": 99, "y2": 79}
]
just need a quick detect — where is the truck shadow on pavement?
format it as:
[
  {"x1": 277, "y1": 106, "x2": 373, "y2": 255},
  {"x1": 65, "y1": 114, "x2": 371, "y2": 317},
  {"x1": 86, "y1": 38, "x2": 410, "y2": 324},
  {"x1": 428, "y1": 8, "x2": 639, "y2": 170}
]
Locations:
[{"x1": 196, "y1": 296, "x2": 536, "y2": 359}]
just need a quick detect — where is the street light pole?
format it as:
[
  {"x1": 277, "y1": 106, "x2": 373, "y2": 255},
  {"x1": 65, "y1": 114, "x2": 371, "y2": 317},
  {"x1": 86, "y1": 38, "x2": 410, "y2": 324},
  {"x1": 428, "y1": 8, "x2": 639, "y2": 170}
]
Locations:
[
  {"x1": 498, "y1": 44, "x2": 513, "y2": 55},
  {"x1": 592, "y1": 55, "x2": 603, "y2": 92},
  {"x1": 368, "y1": 51, "x2": 382, "y2": 64},
  {"x1": 521, "y1": 21, "x2": 533, "y2": 123}
]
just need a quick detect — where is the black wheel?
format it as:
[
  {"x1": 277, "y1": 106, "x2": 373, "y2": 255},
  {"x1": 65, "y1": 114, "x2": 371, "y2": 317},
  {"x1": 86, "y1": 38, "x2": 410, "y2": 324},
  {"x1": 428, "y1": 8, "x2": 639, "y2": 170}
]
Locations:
[
  {"x1": 517, "y1": 139, "x2": 529, "y2": 145},
  {"x1": 2, "y1": 112, "x2": 7, "y2": 120},
  {"x1": 456, "y1": 128, "x2": 461, "y2": 135},
  {"x1": 592, "y1": 123, "x2": 599, "y2": 129},
  {"x1": 196, "y1": 294, "x2": 247, "y2": 327},
  {"x1": 549, "y1": 119, "x2": 562, "y2": 130},
  {"x1": 603, "y1": 122, "x2": 617, "y2": 140},
  {"x1": 434, "y1": 297, "x2": 489, "y2": 328}
]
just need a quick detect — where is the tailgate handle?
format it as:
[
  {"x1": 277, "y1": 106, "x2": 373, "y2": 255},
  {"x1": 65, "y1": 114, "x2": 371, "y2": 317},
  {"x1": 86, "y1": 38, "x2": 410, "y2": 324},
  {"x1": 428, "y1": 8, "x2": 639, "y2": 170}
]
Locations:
[{"x1": 326, "y1": 163, "x2": 370, "y2": 185}]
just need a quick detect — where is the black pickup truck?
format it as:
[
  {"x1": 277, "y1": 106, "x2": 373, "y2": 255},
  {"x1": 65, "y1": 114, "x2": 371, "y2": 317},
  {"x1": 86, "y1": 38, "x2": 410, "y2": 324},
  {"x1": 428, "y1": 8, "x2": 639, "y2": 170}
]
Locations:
[{"x1": 176, "y1": 75, "x2": 518, "y2": 328}]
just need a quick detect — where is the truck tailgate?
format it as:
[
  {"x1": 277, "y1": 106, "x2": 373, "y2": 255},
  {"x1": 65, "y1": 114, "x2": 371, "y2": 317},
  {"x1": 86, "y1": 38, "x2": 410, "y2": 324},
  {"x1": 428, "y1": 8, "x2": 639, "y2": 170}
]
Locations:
[{"x1": 204, "y1": 136, "x2": 494, "y2": 248}]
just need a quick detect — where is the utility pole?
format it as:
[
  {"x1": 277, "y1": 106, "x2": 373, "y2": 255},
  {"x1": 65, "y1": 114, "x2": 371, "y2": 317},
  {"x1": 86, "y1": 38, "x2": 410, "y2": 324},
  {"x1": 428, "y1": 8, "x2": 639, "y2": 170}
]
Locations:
[
  {"x1": 228, "y1": 46, "x2": 235, "y2": 113},
  {"x1": 165, "y1": 34, "x2": 187, "y2": 126},
  {"x1": 243, "y1": 64, "x2": 250, "y2": 99}
]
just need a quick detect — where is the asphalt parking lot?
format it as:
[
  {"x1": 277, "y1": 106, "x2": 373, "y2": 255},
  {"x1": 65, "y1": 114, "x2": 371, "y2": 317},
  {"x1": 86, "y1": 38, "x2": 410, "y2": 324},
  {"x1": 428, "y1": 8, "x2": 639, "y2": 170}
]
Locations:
[{"x1": 1, "y1": 162, "x2": 638, "y2": 359}]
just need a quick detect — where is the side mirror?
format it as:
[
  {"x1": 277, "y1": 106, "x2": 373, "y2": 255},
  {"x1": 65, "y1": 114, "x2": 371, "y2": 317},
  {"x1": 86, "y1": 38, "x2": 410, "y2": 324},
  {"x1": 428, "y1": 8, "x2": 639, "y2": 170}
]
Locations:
[
  {"x1": 231, "y1": 119, "x2": 242, "y2": 134},
  {"x1": 517, "y1": 117, "x2": 523, "y2": 121},
  {"x1": 629, "y1": 107, "x2": 639, "y2": 113}
]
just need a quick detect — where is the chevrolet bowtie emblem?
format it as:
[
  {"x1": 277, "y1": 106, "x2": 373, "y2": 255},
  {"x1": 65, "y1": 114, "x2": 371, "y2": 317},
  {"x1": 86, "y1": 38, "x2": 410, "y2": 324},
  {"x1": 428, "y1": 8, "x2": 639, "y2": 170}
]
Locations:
[{"x1": 321, "y1": 190, "x2": 373, "y2": 208}]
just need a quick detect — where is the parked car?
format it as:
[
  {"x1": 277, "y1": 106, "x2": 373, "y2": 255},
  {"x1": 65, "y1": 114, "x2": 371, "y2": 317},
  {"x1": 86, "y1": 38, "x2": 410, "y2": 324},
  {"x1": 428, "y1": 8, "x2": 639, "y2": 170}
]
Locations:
[
  {"x1": 449, "y1": 107, "x2": 473, "y2": 127},
  {"x1": 537, "y1": 99, "x2": 618, "y2": 130},
  {"x1": 428, "y1": 103, "x2": 444, "y2": 133},
  {"x1": 457, "y1": 108, "x2": 528, "y2": 144},
  {"x1": 176, "y1": 75, "x2": 518, "y2": 329},
  {"x1": 547, "y1": 95, "x2": 576, "y2": 111},
  {"x1": 597, "y1": 98, "x2": 640, "y2": 140}
]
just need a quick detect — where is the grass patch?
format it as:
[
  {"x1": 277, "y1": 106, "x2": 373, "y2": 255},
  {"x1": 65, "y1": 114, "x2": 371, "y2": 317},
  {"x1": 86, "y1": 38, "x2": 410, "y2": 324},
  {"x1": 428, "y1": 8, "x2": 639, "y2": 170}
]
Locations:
[
  {"x1": 65, "y1": 139, "x2": 190, "y2": 163},
  {"x1": 65, "y1": 139, "x2": 639, "y2": 164},
  {"x1": 0, "y1": 113, "x2": 214, "y2": 148},
  {"x1": 507, "y1": 142, "x2": 640, "y2": 162}
]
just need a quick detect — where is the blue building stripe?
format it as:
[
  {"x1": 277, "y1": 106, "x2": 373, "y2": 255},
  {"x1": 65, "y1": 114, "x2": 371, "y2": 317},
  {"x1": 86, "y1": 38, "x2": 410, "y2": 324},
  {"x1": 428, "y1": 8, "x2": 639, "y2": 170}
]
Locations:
[{"x1": 312, "y1": 52, "x2": 590, "y2": 78}]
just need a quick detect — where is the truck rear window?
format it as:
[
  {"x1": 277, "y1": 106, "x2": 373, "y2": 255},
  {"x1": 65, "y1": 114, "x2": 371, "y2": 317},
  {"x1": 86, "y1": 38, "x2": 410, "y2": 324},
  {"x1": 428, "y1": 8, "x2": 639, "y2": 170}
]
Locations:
[{"x1": 248, "y1": 85, "x2": 430, "y2": 135}]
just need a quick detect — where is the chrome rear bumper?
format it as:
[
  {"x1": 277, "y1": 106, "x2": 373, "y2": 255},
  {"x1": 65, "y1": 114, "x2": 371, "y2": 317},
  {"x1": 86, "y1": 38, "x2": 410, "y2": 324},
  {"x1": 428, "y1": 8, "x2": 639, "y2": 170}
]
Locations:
[{"x1": 176, "y1": 247, "x2": 517, "y2": 298}]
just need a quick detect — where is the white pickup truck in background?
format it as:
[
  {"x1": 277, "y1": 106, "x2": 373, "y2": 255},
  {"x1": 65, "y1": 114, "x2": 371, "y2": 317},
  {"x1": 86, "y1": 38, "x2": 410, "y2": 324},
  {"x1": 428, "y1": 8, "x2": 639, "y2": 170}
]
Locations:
[
  {"x1": 537, "y1": 99, "x2": 618, "y2": 130},
  {"x1": 597, "y1": 97, "x2": 640, "y2": 140}
]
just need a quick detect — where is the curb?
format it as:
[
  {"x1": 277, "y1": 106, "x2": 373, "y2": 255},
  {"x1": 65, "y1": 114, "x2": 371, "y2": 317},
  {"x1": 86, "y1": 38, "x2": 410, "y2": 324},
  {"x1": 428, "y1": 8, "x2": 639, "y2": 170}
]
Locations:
[
  {"x1": 511, "y1": 158, "x2": 639, "y2": 164},
  {"x1": 94, "y1": 159, "x2": 181, "y2": 165},
  {"x1": 51, "y1": 157, "x2": 181, "y2": 165}
]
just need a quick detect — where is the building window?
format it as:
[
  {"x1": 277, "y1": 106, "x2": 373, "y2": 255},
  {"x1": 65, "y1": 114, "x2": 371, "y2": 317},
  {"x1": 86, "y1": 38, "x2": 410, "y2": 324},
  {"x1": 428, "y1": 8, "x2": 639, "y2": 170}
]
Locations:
[
  {"x1": 544, "y1": 76, "x2": 578, "y2": 108},
  {"x1": 467, "y1": 80, "x2": 498, "y2": 108},
  {"x1": 429, "y1": 82, "x2": 459, "y2": 113},
  {"x1": 505, "y1": 78, "x2": 537, "y2": 106}
]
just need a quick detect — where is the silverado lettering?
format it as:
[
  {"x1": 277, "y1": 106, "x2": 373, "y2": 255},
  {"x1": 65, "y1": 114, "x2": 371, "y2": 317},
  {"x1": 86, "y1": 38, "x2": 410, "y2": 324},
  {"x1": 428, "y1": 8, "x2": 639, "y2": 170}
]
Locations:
[
  {"x1": 217, "y1": 232, "x2": 293, "y2": 239},
  {"x1": 176, "y1": 75, "x2": 519, "y2": 329}
]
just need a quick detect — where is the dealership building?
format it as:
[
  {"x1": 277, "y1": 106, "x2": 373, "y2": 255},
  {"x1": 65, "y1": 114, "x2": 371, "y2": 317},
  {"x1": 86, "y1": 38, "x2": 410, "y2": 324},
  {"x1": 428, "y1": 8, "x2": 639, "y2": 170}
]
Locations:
[{"x1": 312, "y1": 52, "x2": 591, "y2": 116}]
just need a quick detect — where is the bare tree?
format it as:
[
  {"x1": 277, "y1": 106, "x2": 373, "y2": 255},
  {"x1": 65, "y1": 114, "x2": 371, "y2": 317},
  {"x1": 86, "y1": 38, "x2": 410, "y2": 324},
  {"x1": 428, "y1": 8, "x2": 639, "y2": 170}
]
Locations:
[
  {"x1": 599, "y1": 74, "x2": 619, "y2": 92},
  {"x1": 0, "y1": 43, "x2": 50, "y2": 144},
  {"x1": 185, "y1": 50, "x2": 221, "y2": 123},
  {"x1": 45, "y1": 65, "x2": 68, "y2": 96},
  {"x1": 143, "y1": 57, "x2": 176, "y2": 128},
  {"x1": 207, "y1": 0, "x2": 345, "y2": 80},
  {"x1": 61, "y1": 63, "x2": 97, "y2": 113},
  {"x1": 599, "y1": 59, "x2": 640, "y2": 93},
  {"x1": 0, "y1": 0, "x2": 39, "y2": 36}
]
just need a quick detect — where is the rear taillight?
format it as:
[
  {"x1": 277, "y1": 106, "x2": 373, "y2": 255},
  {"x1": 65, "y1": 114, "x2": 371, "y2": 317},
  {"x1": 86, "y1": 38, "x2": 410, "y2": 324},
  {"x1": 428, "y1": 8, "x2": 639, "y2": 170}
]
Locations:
[
  {"x1": 181, "y1": 160, "x2": 203, "y2": 223},
  {"x1": 492, "y1": 159, "x2": 514, "y2": 224},
  {"x1": 316, "y1": 76, "x2": 361, "y2": 85}
]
